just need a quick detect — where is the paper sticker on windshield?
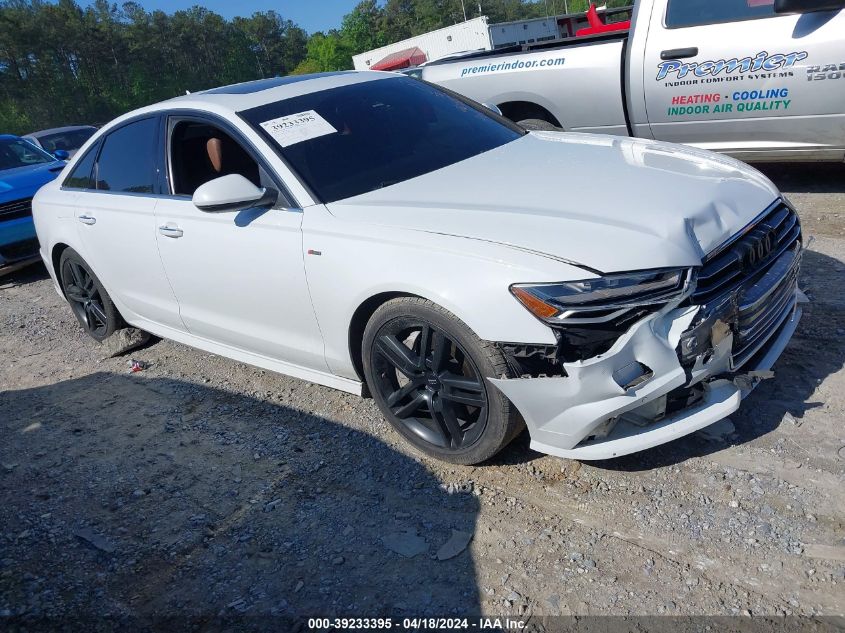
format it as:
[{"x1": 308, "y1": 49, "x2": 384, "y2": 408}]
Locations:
[{"x1": 259, "y1": 110, "x2": 336, "y2": 147}]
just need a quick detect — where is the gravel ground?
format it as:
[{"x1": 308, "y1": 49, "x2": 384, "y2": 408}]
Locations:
[{"x1": 1, "y1": 163, "x2": 844, "y2": 626}]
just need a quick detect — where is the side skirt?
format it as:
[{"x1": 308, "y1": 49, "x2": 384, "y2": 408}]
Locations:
[{"x1": 122, "y1": 315, "x2": 363, "y2": 396}]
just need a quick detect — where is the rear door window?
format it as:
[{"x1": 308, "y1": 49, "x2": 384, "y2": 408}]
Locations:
[
  {"x1": 666, "y1": 0, "x2": 776, "y2": 28},
  {"x1": 63, "y1": 142, "x2": 99, "y2": 190},
  {"x1": 94, "y1": 118, "x2": 159, "y2": 193}
]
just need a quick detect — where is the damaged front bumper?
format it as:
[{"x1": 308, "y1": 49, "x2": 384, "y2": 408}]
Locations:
[
  {"x1": 490, "y1": 200, "x2": 804, "y2": 461},
  {"x1": 490, "y1": 300, "x2": 800, "y2": 460}
]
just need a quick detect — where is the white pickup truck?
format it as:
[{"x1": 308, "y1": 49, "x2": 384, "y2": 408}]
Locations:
[{"x1": 415, "y1": 0, "x2": 845, "y2": 162}]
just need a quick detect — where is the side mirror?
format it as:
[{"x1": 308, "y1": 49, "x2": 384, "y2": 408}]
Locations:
[
  {"x1": 483, "y1": 102, "x2": 503, "y2": 117},
  {"x1": 53, "y1": 149, "x2": 70, "y2": 160},
  {"x1": 775, "y1": 0, "x2": 845, "y2": 13},
  {"x1": 192, "y1": 174, "x2": 278, "y2": 213}
]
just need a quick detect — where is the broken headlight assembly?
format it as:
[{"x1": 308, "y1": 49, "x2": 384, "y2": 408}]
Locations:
[{"x1": 510, "y1": 269, "x2": 693, "y2": 362}]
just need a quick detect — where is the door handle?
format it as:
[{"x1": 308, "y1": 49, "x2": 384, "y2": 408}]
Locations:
[
  {"x1": 78, "y1": 214, "x2": 96, "y2": 225},
  {"x1": 158, "y1": 225, "x2": 184, "y2": 238},
  {"x1": 661, "y1": 47, "x2": 698, "y2": 60}
]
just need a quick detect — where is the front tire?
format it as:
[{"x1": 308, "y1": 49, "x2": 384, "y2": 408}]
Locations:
[
  {"x1": 362, "y1": 297, "x2": 522, "y2": 465},
  {"x1": 59, "y1": 248, "x2": 121, "y2": 342}
]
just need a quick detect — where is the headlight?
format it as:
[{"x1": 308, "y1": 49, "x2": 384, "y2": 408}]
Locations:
[{"x1": 511, "y1": 268, "x2": 691, "y2": 325}]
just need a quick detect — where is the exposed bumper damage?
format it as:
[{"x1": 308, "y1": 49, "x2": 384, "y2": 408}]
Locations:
[
  {"x1": 490, "y1": 199, "x2": 804, "y2": 461},
  {"x1": 490, "y1": 300, "x2": 801, "y2": 460}
]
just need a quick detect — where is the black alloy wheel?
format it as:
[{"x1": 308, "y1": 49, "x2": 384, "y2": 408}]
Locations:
[
  {"x1": 372, "y1": 319, "x2": 488, "y2": 450},
  {"x1": 59, "y1": 248, "x2": 120, "y2": 341},
  {"x1": 363, "y1": 297, "x2": 523, "y2": 464}
]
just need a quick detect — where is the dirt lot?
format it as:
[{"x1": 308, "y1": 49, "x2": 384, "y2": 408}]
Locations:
[{"x1": 1, "y1": 163, "x2": 844, "y2": 627}]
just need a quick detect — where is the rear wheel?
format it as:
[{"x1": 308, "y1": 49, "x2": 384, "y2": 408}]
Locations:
[
  {"x1": 59, "y1": 248, "x2": 120, "y2": 342},
  {"x1": 362, "y1": 297, "x2": 522, "y2": 464}
]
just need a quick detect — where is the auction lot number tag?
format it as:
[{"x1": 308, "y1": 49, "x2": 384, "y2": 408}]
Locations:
[{"x1": 260, "y1": 110, "x2": 337, "y2": 147}]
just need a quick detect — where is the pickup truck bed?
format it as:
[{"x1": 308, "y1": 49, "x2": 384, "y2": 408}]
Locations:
[{"x1": 422, "y1": 32, "x2": 633, "y2": 137}]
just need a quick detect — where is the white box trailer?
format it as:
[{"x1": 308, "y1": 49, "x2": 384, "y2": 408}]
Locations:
[
  {"x1": 352, "y1": 16, "x2": 493, "y2": 71},
  {"x1": 489, "y1": 16, "x2": 561, "y2": 48}
]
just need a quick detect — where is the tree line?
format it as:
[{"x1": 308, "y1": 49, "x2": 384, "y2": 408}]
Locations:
[{"x1": 0, "y1": 0, "x2": 627, "y2": 135}]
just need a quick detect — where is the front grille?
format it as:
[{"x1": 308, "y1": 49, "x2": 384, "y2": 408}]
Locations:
[
  {"x1": 693, "y1": 199, "x2": 801, "y2": 304},
  {"x1": 733, "y1": 247, "x2": 800, "y2": 368},
  {"x1": 679, "y1": 199, "x2": 802, "y2": 373},
  {"x1": 0, "y1": 197, "x2": 34, "y2": 221}
]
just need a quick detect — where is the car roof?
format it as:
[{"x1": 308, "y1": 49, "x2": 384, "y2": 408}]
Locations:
[
  {"x1": 0, "y1": 134, "x2": 22, "y2": 141},
  {"x1": 189, "y1": 71, "x2": 392, "y2": 109},
  {"x1": 26, "y1": 125, "x2": 97, "y2": 137},
  {"x1": 199, "y1": 72, "x2": 352, "y2": 95},
  {"x1": 76, "y1": 71, "x2": 398, "y2": 146},
  {"x1": 121, "y1": 71, "x2": 392, "y2": 121}
]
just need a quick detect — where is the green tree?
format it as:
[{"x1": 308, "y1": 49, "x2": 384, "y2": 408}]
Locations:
[
  {"x1": 0, "y1": 0, "x2": 311, "y2": 133},
  {"x1": 298, "y1": 31, "x2": 352, "y2": 73},
  {"x1": 0, "y1": 0, "x2": 632, "y2": 134},
  {"x1": 340, "y1": 1, "x2": 386, "y2": 53},
  {"x1": 233, "y1": 11, "x2": 307, "y2": 78}
]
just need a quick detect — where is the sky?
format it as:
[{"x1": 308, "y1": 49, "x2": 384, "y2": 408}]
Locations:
[{"x1": 80, "y1": 0, "x2": 364, "y2": 33}]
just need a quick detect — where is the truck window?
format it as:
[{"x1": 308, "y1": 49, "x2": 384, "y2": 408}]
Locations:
[{"x1": 665, "y1": 0, "x2": 775, "y2": 28}]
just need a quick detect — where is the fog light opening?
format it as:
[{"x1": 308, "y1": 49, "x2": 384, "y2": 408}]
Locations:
[{"x1": 612, "y1": 362, "x2": 654, "y2": 391}]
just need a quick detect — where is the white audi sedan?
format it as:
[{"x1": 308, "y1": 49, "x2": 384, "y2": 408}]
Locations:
[{"x1": 33, "y1": 72, "x2": 803, "y2": 464}]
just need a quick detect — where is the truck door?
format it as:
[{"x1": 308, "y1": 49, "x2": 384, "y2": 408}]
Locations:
[{"x1": 641, "y1": 0, "x2": 845, "y2": 161}]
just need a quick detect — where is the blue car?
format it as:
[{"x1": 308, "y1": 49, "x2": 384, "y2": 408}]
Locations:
[{"x1": 0, "y1": 135, "x2": 68, "y2": 273}]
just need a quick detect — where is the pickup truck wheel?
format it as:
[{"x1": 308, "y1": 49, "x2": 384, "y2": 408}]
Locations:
[
  {"x1": 363, "y1": 297, "x2": 522, "y2": 465},
  {"x1": 518, "y1": 118, "x2": 561, "y2": 131},
  {"x1": 58, "y1": 248, "x2": 121, "y2": 342}
]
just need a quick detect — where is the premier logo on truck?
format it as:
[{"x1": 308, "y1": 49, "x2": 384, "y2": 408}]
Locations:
[{"x1": 656, "y1": 50, "x2": 809, "y2": 82}]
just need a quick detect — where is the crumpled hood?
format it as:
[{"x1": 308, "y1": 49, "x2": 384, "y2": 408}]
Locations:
[
  {"x1": 0, "y1": 161, "x2": 65, "y2": 203},
  {"x1": 327, "y1": 132, "x2": 780, "y2": 273}
]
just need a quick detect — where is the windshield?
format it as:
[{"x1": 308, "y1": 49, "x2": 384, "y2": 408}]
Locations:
[
  {"x1": 36, "y1": 128, "x2": 96, "y2": 153},
  {"x1": 240, "y1": 76, "x2": 523, "y2": 203},
  {"x1": 0, "y1": 138, "x2": 56, "y2": 171}
]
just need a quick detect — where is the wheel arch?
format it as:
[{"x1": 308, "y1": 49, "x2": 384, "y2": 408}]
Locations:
[
  {"x1": 51, "y1": 242, "x2": 125, "y2": 324},
  {"x1": 51, "y1": 242, "x2": 71, "y2": 297},
  {"x1": 347, "y1": 291, "x2": 421, "y2": 389},
  {"x1": 497, "y1": 101, "x2": 562, "y2": 128},
  {"x1": 345, "y1": 280, "x2": 554, "y2": 390}
]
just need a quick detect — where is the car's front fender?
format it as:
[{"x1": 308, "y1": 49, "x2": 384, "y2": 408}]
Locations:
[{"x1": 302, "y1": 204, "x2": 581, "y2": 380}]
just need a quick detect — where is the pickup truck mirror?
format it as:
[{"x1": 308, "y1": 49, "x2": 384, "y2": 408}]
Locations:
[{"x1": 774, "y1": 0, "x2": 845, "y2": 13}]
